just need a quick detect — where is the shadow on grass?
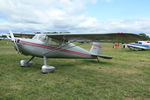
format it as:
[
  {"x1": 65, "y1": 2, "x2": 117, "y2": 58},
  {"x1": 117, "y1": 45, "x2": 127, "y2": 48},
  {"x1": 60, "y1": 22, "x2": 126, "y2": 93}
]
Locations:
[
  {"x1": 31, "y1": 58, "x2": 113, "y2": 69},
  {"x1": 122, "y1": 49, "x2": 148, "y2": 52},
  {"x1": 13, "y1": 56, "x2": 113, "y2": 74},
  {"x1": 82, "y1": 59, "x2": 113, "y2": 65}
]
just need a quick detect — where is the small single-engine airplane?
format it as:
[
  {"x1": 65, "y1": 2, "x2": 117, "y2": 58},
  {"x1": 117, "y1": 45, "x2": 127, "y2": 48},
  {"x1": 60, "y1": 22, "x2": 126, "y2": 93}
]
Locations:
[
  {"x1": 8, "y1": 31, "x2": 140, "y2": 73},
  {"x1": 127, "y1": 41, "x2": 150, "y2": 50}
]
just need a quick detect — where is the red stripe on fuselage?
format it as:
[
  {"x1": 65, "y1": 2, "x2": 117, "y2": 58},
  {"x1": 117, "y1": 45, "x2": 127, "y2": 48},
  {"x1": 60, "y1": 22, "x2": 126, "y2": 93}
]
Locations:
[{"x1": 20, "y1": 40, "x2": 92, "y2": 57}]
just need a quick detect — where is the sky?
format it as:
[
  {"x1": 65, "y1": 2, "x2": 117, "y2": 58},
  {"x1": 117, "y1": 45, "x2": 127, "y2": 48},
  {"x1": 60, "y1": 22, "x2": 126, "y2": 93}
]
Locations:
[{"x1": 0, "y1": 0, "x2": 150, "y2": 35}]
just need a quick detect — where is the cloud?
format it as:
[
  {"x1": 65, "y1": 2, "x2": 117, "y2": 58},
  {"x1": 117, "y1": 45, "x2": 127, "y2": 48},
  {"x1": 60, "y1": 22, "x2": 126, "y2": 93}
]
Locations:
[
  {"x1": 0, "y1": 0, "x2": 150, "y2": 34},
  {"x1": 0, "y1": 0, "x2": 98, "y2": 32},
  {"x1": 102, "y1": 19, "x2": 150, "y2": 33},
  {"x1": 100, "y1": 0, "x2": 113, "y2": 3}
]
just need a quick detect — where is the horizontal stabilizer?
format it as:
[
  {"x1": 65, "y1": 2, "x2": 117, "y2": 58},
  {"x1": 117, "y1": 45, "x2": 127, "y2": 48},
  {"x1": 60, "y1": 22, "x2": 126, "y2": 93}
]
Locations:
[{"x1": 98, "y1": 55, "x2": 113, "y2": 59}]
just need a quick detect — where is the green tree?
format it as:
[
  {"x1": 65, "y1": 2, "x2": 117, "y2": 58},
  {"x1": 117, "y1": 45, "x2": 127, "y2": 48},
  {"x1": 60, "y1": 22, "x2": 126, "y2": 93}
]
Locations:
[{"x1": 139, "y1": 33, "x2": 150, "y2": 40}]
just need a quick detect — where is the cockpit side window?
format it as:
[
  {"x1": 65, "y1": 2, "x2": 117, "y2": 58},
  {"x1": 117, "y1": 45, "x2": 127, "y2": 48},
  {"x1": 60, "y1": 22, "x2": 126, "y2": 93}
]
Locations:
[
  {"x1": 33, "y1": 34, "x2": 63, "y2": 46},
  {"x1": 47, "y1": 38, "x2": 61, "y2": 46},
  {"x1": 32, "y1": 34, "x2": 48, "y2": 43}
]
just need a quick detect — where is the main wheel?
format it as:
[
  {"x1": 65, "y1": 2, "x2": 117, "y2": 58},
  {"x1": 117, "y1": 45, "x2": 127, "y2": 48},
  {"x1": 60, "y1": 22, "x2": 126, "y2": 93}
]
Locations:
[
  {"x1": 41, "y1": 65, "x2": 55, "y2": 74},
  {"x1": 20, "y1": 60, "x2": 33, "y2": 67}
]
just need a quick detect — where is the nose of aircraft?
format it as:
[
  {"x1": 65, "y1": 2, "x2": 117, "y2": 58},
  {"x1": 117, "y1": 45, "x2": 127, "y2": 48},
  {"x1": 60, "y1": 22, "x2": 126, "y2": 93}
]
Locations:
[{"x1": 11, "y1": 39, "x2": 20, "y2": 53}]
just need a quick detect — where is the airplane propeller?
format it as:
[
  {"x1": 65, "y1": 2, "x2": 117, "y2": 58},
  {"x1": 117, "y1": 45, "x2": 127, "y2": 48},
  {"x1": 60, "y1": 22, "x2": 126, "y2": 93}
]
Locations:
[{"x1": 9, "y1": 30, "x2": 20, "y2": 53}]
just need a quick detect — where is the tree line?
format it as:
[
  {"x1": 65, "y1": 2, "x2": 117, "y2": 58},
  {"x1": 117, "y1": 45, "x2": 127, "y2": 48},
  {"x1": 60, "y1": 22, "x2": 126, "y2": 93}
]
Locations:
[{"x1": 139, "y1": 33, "x2": 150, "y2": 40}]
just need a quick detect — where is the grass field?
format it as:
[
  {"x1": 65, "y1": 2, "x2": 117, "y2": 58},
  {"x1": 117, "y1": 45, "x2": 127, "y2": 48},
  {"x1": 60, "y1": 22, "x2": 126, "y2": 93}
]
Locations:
[{"x1": 0, "y1": 40, "x2": 149, "y2": 100}]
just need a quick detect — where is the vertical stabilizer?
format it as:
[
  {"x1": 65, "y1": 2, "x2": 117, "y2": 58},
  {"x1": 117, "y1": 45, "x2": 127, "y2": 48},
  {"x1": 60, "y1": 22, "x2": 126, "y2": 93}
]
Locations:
[{"x1": 90, "y1": 42, "x2": 101, "y2": 56}]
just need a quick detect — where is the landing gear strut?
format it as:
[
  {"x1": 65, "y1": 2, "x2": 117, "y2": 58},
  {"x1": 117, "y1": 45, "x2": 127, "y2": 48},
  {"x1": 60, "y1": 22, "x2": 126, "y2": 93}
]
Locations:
[
  {"x1": 41, "y1": 56, "x2": 55, "y2": 74},
  {"x1": 20, "y1": 56, "x2": 35, "y2": 67},
  {"x1": 96, "y1": 57, "x2": 100, "y2": 63}
]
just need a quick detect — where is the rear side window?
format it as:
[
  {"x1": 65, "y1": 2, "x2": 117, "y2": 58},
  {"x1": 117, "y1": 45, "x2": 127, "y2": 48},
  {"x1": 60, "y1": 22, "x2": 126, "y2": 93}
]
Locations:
[{"x1": 138, "y1": 42, "x2": 142, "y2": 44}]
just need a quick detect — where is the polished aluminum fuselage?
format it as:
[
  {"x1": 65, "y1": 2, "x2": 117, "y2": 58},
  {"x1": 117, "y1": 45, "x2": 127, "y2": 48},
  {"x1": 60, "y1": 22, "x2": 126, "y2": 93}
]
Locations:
[{"x1": 17, "y1": 38, "x2": 96, "y2": 59}]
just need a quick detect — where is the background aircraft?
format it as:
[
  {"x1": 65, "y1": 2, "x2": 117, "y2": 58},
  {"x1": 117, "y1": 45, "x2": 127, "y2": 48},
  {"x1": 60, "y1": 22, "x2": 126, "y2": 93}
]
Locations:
[
  {"x1": 127, "y1": 41, "x2": 150, "y2": 50},
  {"x1": 8, "y1": 31, "x2": 141, "y2": 73}
]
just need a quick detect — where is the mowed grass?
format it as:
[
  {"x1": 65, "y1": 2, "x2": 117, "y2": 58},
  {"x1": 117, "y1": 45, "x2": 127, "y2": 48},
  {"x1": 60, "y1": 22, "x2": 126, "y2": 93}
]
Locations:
[{"x1": 0, "y1": 40, "x2": 149, "y2": 100}]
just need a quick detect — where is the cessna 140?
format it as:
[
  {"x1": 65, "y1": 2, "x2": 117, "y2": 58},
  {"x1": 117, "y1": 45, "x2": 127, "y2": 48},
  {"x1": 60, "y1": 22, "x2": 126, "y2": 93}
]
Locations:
[
  {"x1": 8, "y1": 31, "x2": 140, "y2": 73},
  {"x1": 127, "y1": 41, "x2": 150, "y2": 50}
]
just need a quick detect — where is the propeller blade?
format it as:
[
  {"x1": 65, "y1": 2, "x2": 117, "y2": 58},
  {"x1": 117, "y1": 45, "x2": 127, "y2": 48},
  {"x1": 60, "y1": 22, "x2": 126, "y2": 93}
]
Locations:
[
  {"x1": 9, "y1": 30, "x2": 15, "y2": 41},
  {"x1": 6, "y1": 34, "x2": 11, "y2": 39},
  {"x1": 9, "y1": 30, "x2": 20, "y2": 53}
]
